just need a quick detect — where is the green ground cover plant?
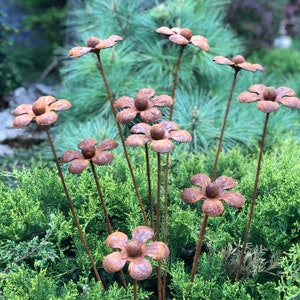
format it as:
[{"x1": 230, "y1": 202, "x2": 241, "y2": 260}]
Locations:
[{"x1": 1, "y1": 0, "x2": 300, "y2": 299}]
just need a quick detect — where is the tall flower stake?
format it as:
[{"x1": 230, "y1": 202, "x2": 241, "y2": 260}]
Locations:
[{"x1": 235, "y1": 84, "x2": 300, "y2": 280}]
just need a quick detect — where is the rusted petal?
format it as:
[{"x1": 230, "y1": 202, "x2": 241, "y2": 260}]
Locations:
[
  {"x1": 136, "y1": 88, "x2": 155, "y2": 100},
  {"x1": 214, "y1": 175, "x2": 236, "y2": 190},
  {"x1": 146, "y1": 242, "x2": 170, "y2": 260},
  {"x1": 103, "y1": 252, "x2": 127, "y2": 273},
  {"x1": 49, "y1": 99, "x2": 72, "y2": 111},
  {"x1": 279, "y1": 96, "x2": 300, "y2": 109},
  {"x1": 213, "y1": 56, "x2": 234, "y2": 66},
  {"x1": 248, "y1": 84, "x2": 267, "y2": 94},
  {"x1": 96, "y1": 35, "x2": 123, "y2": 49},
  {"x1": 276, "y1": 86, "x2": 296, "y2": 98},
  {"x1": 126, "y1": 134, "x2": 149, "y2": 147},
  {"x1": 190, "y1": 35, "x2": 210, "y2": 50},
  {"x1": 68, "y1": 159, "x2": 89, "y2": 174},
  {"x1": 252, "y1": 63, "x2": 264, "y2": 71},
  {"x1": 238, "y1": 62, "x2": 259, "y2": 72},
  {"x1": 132, "y1": 226, "x2": 154, "y2": 243},
  {"x1": 116, "y1": 109, "x2": 137, "y2": 124},
  {"x1": 153, "y1": 95, "x2": 173, "y2": 107},
  {"x1": 190, "y1": 173, "x2": 211, "y2": 189},
  {"x1": 92, "y1": 152, "x2": 114, "y2": 165},
  {"x1": 13, "y1": 104, "x2": 34, "y2": 116},
  {"x1": 181, "y1": 187, "x2": 204, "y2": 204},
  {"x1": 257, "y1": 100, "x2": 279, "y2": 113},
  {"x1": 130, "y1": 123, "x2": 151, "y2": 135},
  {"x1": 237, "y1": 91, "x2": 260, "y2": 103},
  {"x1": 78, "y1": 138, "x2": 97, "y2": 150},
  {"x1": 140, "y1": 108, "x2": 162, "y2": 123},
  {"x1": 12, "y1": 115, "x2": 34, "y2": 128},
  {"x1": 114, "y1": 96, "x2": 135, "y2": 109},
  {"x1": 106, "y1": 232, "x2": 128, "y2": 249},
  {"x1": 97, "y1": 139, "x2": 118, "y2": 151},
  {"x1": 202, "y1": 199, "x2": 224, "y2": 216},
  {"x1": 169, "y1": 130, "x2": 192, "y2": 143},
  {"x1": 128, "y1": 258, "x2": 152, "y2": 280},
  {"x1": 68, "y1": 46, "x2": 92, "y2": 57},
  {"x1": 36, "y1": 111, "x2": 58, "y2": 125},
  {"x1": 38, "y1": 95, "x2": 56, "y2": 106},
  {"x1": 156, "y1": 26, "x2": 173, "y2": 35},
  {"x1": 60, "y1": 150, "x2": 83, "y2": 163},
  {"x1": 169, "y1": 34, "x2": 189, "y2": 45},
  {"x1": 221, "y1": 191, "x2": 245, "y2": 208},
  {"x1": 171, "y1": 27, "x2": 182, "y2": 34},
  {"x1": 161, "y1": 121, "x2": 178, "y2": 132},
  {"x1": 151, "y1": 139, "x2": 174, "y2": 153}
]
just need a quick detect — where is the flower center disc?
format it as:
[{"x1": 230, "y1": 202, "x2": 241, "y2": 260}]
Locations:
[
  {"x1": 205, "y1": 183, "x2": 220, "y2": 198},
  {"x1": 263, "y1": 87, "x2": 277, "y2": 101},
  {"x1": 126, "y1": 241, "x2": 143, "y2": 257},
  {"x1": 32, "y1": 102, "x2": 46, "y2": 116},
  {"x1": 232, "y1": 55, "x2": 245, "y2": 64},
  {"x1": 82, "y1": 147, "x2": 95, "y2": 159},
  {"x1": 150, "y1": 124, "x2": 165, "y2": 140},
  {"x1": 180, "y1": 28, "x2": 192, "y2": 41},
  {"x1": 135, "y1": 97, "x2": 148, "y2": 111},
  {"x1": 87, "y1": 36, "x2": 100, "y2": 48}
]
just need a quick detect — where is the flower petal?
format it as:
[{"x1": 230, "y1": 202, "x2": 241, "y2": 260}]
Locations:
[
  {"x1": 151, "y1": 139, "x2": 174, "y2": 153},
  {"x1": 126, "y1": 134, "x2": 149, "y2": 147},
  {"x1": 181, "y1": 187, "x2": 204, "y2": 204},
  {"x1": 103, "y1": 252, "x2": 127, "y2": 273},
  {"x1": 202, "y1": 199, "x2": 224, "y2": 216},
  {"x1": 279, "y1": 96, "x2": 300, "y2": 109},
  {"x1": 136, "y1": 88, "x2": 155, "y2": 100},
  {"x1": 190, "y1": 35, "x2": 209, "y2": 50},
  {"x1": 252, "y1": 63, "x2": 264, "y2": 71},
  {"x1": 221, "y1": 191, "x2": 245, "y2": 208},
  {"x1": 146, "y1": 242, "x2": 169, "y2": 260},
  {"x1": 156, "y1": 26, "x2": 173, "y2": 35},
  {"x1": 60, "y1": 150, "x2": 83, "y2": 163},
  {"x1": 169, "y1": 130, "x2": 192, "y2": 143},
  {"x1": 130, "y1": 123, "x2": 151, "y2": 135},
  {"x1": 78, "y1": 138, "x2": 97, "y2": 149},
  {"x1": 97, "y1": 139, "x2": 118, "y2": 151},
  {"x1": 12, "y1": 115, "x2": 34, "y2": 128},
  {"x1": 106, "y1": 232, "x2": 128, "y2": 249},
  {"x1": 257, "y1": 100, "x2": 279, "y2": 113},
  {"x1": 213, "y1": 56, "x2": 234, "y2": 66},
  {"x1": 96, "y1": 35, "x2": 123, "y2": 49},
  {"x1": 114, "y1": 96, "x2": 135, "y2": 109},
  {"x1": 13, "y1": 104, "x2": 34, "y2": 116},
  {"x1": 190, "y1": 174, "x2": 211, "y2": 189},
  {"x1": 49, "y1": 99, "x2": 72, "y2": 111},
  {"x1": 237, "y1": 91, "x2": 260, "y2": 103},
  {"x1": 132, "y1": 226, "x2": 153, "y2": 243},
  {"x1": 36, "y1": 111, "x2": 58, "y2": 125},
  {"x1": 68, "y1": 46, "x2": 92, "y2": 57},
  {"x1": 152, "y1": 95, "x2": 173, "y2": 107},
  {"x1": 238, "y1": 62, "x2": 259, "y2": 72},
  {"x1": 37, "y1": 95, "x2": 57, "y2": 106},
  {"x1": 276, "y1": 86, "x2": 296, "y2": 98},
  {"x1": 128, "y1": 258, "x2": 152, "y2": 280},
  {"x1": 68, "y1": 159, "x2": 89, "y2": 174},
  {"x1": 248, "y1": 84, "x2": 267, "y2": 95},
  {"x1": 140, "y1": 108, "x2": 162, "y2": 123},
  {"x1": 169, "y1": 34, "x2": 189, "y2": 45},
  {"x1": 116, "y1": 109, "x2": 137, "y2": 124},
  {"x1": 92, "y1": 152, "x2": 114, "y2": 165},
  {"x1": 214, "y1": 176, "x2": 236, "y2": 190},
  {"x1": 161, "y1": 121, "x2": 178, "y2": 132}
]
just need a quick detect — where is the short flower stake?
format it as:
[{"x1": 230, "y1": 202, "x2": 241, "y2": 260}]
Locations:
[
  {"x1": 103, "y1": 226, "x2": 169, "y2": 300},
  {"x1": 181, "y1": 174, "x2": 244, "y2": 282},
  {"x1": 211, "y1": 55, "x2": 264, "y2": 181},
  {"x1": 235, "y1": 84, "x2": 300, "y2": 281},
  {"x1": 12, "y1": 97, "x2": 105, "y2": 290}
]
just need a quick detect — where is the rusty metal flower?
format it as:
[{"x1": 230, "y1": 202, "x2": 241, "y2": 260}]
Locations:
[
  {"x1": 114, "y1": 88, "x2": 173, "y2": 124},
  {"x1": 60, "y1": 138, "x2": 118, "y2": 174},
  {"x1": 213, "y1": 55, "x2": 264, "y2": 72},
  {"x1": 103, "y1": 226, "x2": 169, "y2": 280},
  {"x1": 181, "y1": 174, "x2": 244, "y2": 216},
  {"x1": 68, "y1": 35, "x2": 123, "y2": 58},
  {"x1": 237, "y1": 84, "x2": 300, "y2": 113},
  {"x1": 126, "y1": 121, "x2": 192, "y2": 153},
  {"x1": 156, "y1": 26, "x2": 209, "y2": 50},
  {"x1": 12, "y1": 96, "x2": 71, "y2": 128}
]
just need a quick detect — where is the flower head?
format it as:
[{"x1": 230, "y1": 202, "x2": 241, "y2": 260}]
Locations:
[
  {"x1": 156, "y1": 26, "x2": 209, "y2": 50},
  {"x1": 237, "y1": 84, "x2": 300, "y2": 113},
  {"x1": 126, "y1": 121, "x2": 192, "y2": 153},
  {"x1": 103, "y1": 226, "x2": 169, "y2": 280},
  {"x1": 181, "y1": 174, "x2": 244, "y2": 216},
  {"x1": 68, "y1": 35, "x2": 123, "y2": 58},
  {"x1": 114, "y1": 88, "x2": 173, "y2": 124},
  {"x1": 213, "y1": 55, "x2": 264, "y2": 72},
  {"x1": 12, "y1": 96, "x2": 71, "y2": 128},
  {"x1": 60, "y1": 138, "x2": 118, "y2": 174}
]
